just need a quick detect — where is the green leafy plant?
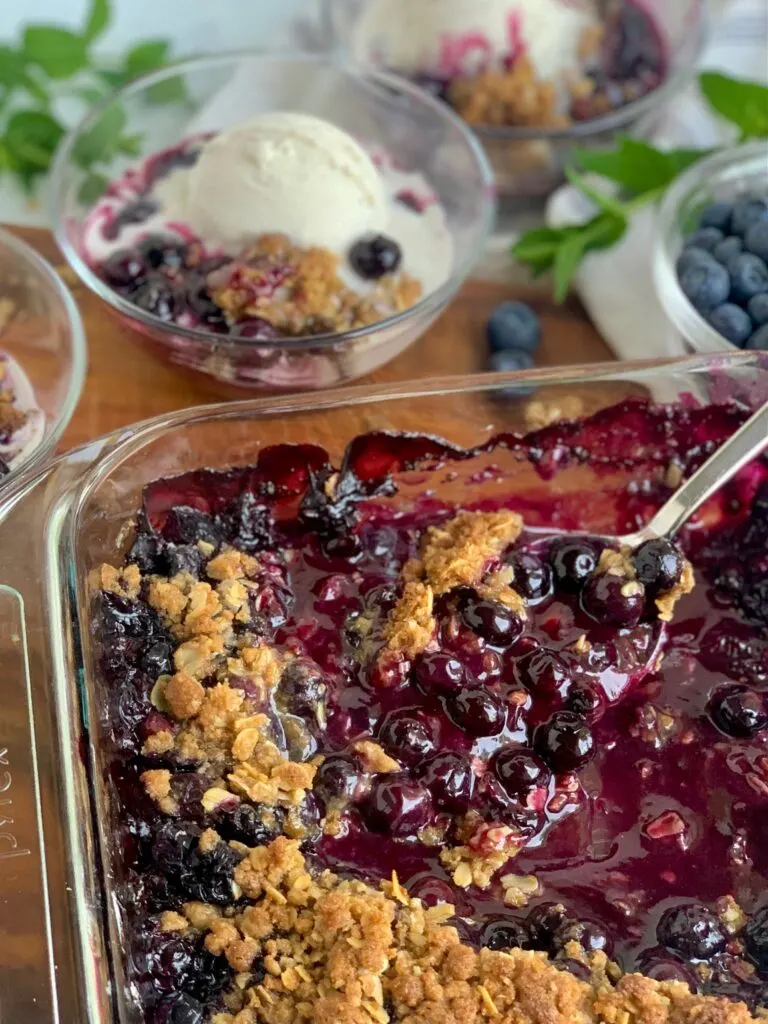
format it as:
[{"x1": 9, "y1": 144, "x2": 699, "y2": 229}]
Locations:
[
  {"x1": 0, "y1": 0, "x2": 188, "y2": 193},
  {"x1": 512, "y1": 71, "x2": 768, "y2": 301}
]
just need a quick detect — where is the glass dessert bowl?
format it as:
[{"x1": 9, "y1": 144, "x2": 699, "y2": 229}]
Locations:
[
  {"x1": 50, "y1": 53, "x2": 495, "y2": 397},
  {"x1": 2, "y1": 352, "x2": 767, "y2": 1023},
  {"x1": 0, "y1": 227, "x2": 85, "y2": 485},
  {"x1": 329, "y1": 0, "x2": 708, "y2": 199}
]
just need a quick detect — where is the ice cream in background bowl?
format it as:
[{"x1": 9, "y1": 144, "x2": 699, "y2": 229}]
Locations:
[
  {"x1": 53, "y1": 54, "x2": 494, "y2": 395},
  {"x1": 0, "y1": 353, "x2": 46, "y2": 480},
  {"x1": 331, "y1": 0, "x2": 708, "y2": 197}
]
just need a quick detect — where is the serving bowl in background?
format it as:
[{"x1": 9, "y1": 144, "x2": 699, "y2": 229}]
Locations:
[
  {"x1": 0, "y1": 226, "x2": 86, "y2": 485},
  {"x1": 654, "y1": 141, "x2": 768, "y2": 355},
  {"x1": 328, "y1": 0, "x2": 709, "y2": 200},
  {"x1": 50, "y1": 53, "x2": 496, "y2": 398}
]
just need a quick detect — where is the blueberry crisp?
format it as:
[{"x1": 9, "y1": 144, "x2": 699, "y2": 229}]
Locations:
[{"x1": 93, "y1": 397, "x2": 768, "y2": 1023}]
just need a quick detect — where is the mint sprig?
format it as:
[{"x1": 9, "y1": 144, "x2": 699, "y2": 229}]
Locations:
[
  {"x1": 0, "y1": 0, "x2": 188, "y2": 194},
  {"x1": 512, "y1": 71, "x2": 768, "y2": 301}
]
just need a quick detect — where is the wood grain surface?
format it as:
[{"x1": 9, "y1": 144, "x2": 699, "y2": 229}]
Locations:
[{"x1": 7, "y1": 225, "x2": 614, "y2": 451}]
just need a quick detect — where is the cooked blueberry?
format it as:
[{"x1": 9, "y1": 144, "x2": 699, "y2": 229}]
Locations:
[
  {"x1": 186, "y1": 281, "x2": 227, "y2": 329},
  {"x1": 216, "y1": 804, "x2": 277, "y2": 847},
  {"x1": 150, "y1": 821, "x2": 200, "y2": 872},
  {"x1": 748, "y1": 292, "x2": 768, "y2": 326},
  {"x1": 0, "y1": 457, "x2": 8, "y2": 478},
  {"x1": 699, "y1": 202, "x2": 733, "y2": 233},
  {"x1": 102, "y1": 249, "x2": 148, "y2": 288},
  {"x1": 233, "y1": 318, "x2": 281, "y2": 340},
  {"x1": 487, "y1": 301, "x2": 541, "y2": 353},
  {"x1": 553, "y1": 916, "x2": 611, "y2": 955},
  {"x1": 636, "y1": 953, "x2": 699, "y2": 987},
  {"x1": 731, "y1": 196, "x2": 768, "y2": 238},
  {"x1": 103, "y1": 199, "x2": 159, "y2": 241},
  {"x1": 489, "y1": 349, "x2": 535, "y2": 374},
  {"x1": 411, "y1": 72, "x2": 451, "y2": 102},
  {"x1": 377, "y1": 708, "x2": 438, "y2": 765},
  {"x1": 708, "y1": 684, "x2": 768, "y2": 738},
  {"x1": 154, "y1": 994, "x2": 204, "y2": 1024},
  {"x1": 534, "y1": 711, "x2": 595, "y2": 772},
  {"x1": 606, "y1": 2, "x2": 662, "y2": 77},
  {"x1": 418, "y1": 751, "x2": 475, "y2": 813},
  {"x1": 458, "y1": 592, "x2": 524, "y2": 645},
  {"x1": 163, "y1": 506, "x2": 220, "y2": 547},
  {"x1": 684, "y1": 227, "x2": 724, "y2": 252},
  {"x1": 517, "y1": 649, "x2": 572, "y2": 698},
  {"x1": 161, "y1": 543, "x2": 204, "y2": 577},
  {"x1": 413, "y1": 651, "x2": 465, "y2": 694},
  {"x1": 582, "y1": 572, "x2": 645, "y2": 628},
  {"x1": 632, "y1": 538, "x2": 684, "y2": 595},
  {"x1": 729, "y1": 253, "x2": 768, "y2": 305},
  {"x1": 481, "y1": 917, "x2": 529, "y2": 951},
  {"x1": 493, "y1": 747, "x2": 550, "y2": 801},
  {"x1": 446, "y1": 687, "x2": 505, "y2": 736},
  {"x1": 138, "y1": 234, "x2": 187, "y2": 271},
  {"x1": 712, "y1": 235, "x2": 743, "y2": 265},
  {"x1": 678, "y1": 258, "x2": 730, "y2": 313},
  {"x1": 216, "y1": 492, "x2": 273, "y2": 552},
  {"x1": 349, "y1": 234, "x2": 402, "y2": 279},
  {"x1": 506, "y1": 550, "x2": 552, "y2": 602},
  {"x1": 675, "y1": 246, "x2": 715, "y2": 277},
  {"x1": 132, "y1": 277, "x2": 179, "y2": 320},
  {"x1": 745, "y1": 220, "x2": 768, "y2": 263},
  {"x1": 746, "y1": 323, "x2": 768, "y2": 350},
  {"x1": 556, "y1": 958, "x2": 591, "y2": 981},
  {"x1": 744, "y1": 904, "x2": 768, "y2": 970},
  {"x1": 313, "y1": 754, "x2": 369, "y2": 806},
  {"x1": 526, "y1": 903, "x2": 574, "y2": 952},
  {"x1": 363, "y1": 774, "x2": 434, "y2": 836},
  {"x1": 656, "y1": 903, "x2": 726, "y2": 960},
  {"x1": 550, "y1": 538, "x2": 599, "y2": 591},
  {"x1": 183, "y1": 840, "x2": 242, "y2": 905},
  {"x1": 566, "y1": 683, "x2": 604, "y2": 720},
  {"x1": 141, "y1": 640, "x2": 174, "y2": 678},
  {"x1": 279, "y1": 659, "x2": 327, "y2": 719},
  {"x1": 707, "y1": 303, "x2": 753, "y2": 346}
]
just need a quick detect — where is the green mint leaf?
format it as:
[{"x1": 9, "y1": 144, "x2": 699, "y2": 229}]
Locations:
[
  {"x1": 0, "y1": 45, "x2": 27, "y2": 88},
  {"x1": 76, "y1": 85, "x2": 108, "y2": 105},
  {"x1": 3, "y1": 109, "x2": 65, "y2": 188},
  {"x1": 23, "y1": 26, "x2": 89, "y2": 79},
  {"x1": 699, "y1": 71, "x2": 768, "y2": 139},
  {"x1": 83, "y1": 0, "x2": 111, "y2": 43},
  {"x1": 510, "y1": 226, "x2": 563, "y2": 268},
  {"x1": 97, "y1": 67, "x2": 129, "y2": 89},
  {"x1": 72, "y1": 102, "x2": 126, "y2": 168},
  {"x1": 78, "y1": 170, "x2": 109, "y2": 204},
  {"x1": 117, "y1": 133, "x2": 142, "y2": 157},
  {"x1": 565, "y1": 167, "x2": 627, "y2": 219},
  {"x1": 124, "y1": 39, "x2": 170, "y2": 77},
  {"x1": 553, "y1": 234, "x2": 585, "y2": 303},
  {"x1": 666, "y1": 148, "x2": 711, "y2": 175},
  {"x1": 575, "y1": 137, "x2": 706, "y2": 196},
  {"x1": 146, "y1": 74, "x2": 188, "y2": 106}
]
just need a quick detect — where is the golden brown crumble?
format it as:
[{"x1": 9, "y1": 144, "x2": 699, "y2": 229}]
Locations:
[
  {"x1": 382, "y1": 580, "x2": 436, "y2": 658},
  {"x1": 210, "y1": 233, "x2": 423, "y2": 337},
  {"x1": 449, "y1": 56, "x2": 570, "y2": 129},
  {"x1": 93, "y1": 562, "x2": 142, "y2": 601},
  {"x1": 172, "y1": 837, "x2": 759, "y2": 1024},
  {"x1": 656, "y1": 561, "x2": 695, "y2": 623},
  {"x1": 353, "y1": 740, "x2": 400, "y2": 775},
  {"x1": 141, "y1": 768, "x2": 177, "y2": 814},
  {"x1": 594, "y1": 545, "x2": 695, "y2": 623}
]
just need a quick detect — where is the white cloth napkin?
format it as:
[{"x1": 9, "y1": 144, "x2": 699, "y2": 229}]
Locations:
[{"x1": 545, "y1": 0, "x2": 768, "y2": 360}]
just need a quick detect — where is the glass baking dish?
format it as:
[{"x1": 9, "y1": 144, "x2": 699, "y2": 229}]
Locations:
[{"x1": 1, "y1": 350, "x2": 766, "y2": 1023}]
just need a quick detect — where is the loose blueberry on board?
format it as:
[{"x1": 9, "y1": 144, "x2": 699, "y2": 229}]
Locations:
[
  {"x1": 706, "y1": 303, "x2": 753, "y2": 346},
  {"x1": 632, "y1": 538, "x2": 684, "y2": 595},
  {"x1": 489, "y1": 349, "x2": 535, "y2": 375},
  {"x1": 698, "y1": 202, "x2": 732, "y2": 233},
  {"x1": 746, "y1": 323, "x2": 768, "y2": 350},
  {"x1": 550, "y1": 538, "x2": 598, "y2": 592},
  {"x1": 678, "y1": 258, "x2": 730, "y2": 313},
  {"x1": 745, "y1": 220, "x2": 768, "y2": 263},
  {"x1": 712, "y1": 236, "x2": 743, "y2": 265},
  {"x1": 533, "y1": 711, "x2": 595, "y2": 772},
  {"x1": 708, "y1": 684, "x2": 768, "y2": 738},
  {"x1": 684, "y1": 227, "x2": 724, "y2": 252},
  {"x1": 729, "y1": 253, "x2": 768, "y2": 305},
  {"x1": 487, "y1": 301, "x2": 542, "y2": 353},
  {"x1": 656, "y1": 904, "x2": 727, "y2": 960},
  {"x1": 349, "y1": 234, "x2": 402, "y2": 279},
  {"x1": 748, "y1": 292, "x2": 768, "y2": 326},
  {"x1": 730, "y1": 196, "x2": 768, "y2": 238}
]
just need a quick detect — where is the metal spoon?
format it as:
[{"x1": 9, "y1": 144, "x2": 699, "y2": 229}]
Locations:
[{"x1": 618, "y1": 400, "x2": 768, "y2": 550}]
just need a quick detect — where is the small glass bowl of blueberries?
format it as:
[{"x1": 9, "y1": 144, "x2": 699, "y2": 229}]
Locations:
[{"x1": 655, "y1": 141, "x2": 768, "y2": 354}]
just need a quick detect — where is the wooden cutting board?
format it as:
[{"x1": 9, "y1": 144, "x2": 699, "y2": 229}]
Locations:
[{"x1": 7, "y1": 226, "x2": 614, "y2": 451}]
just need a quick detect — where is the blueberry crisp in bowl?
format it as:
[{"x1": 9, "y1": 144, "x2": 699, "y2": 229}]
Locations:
[{"x1": 71, "y1": 366, "x2": 768, "y2": 1023}]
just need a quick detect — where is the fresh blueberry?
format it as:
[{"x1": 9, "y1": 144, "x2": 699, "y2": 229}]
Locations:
[
  {"x1": 487, "y1": 301, "x2": 542, "y2": 353},
  {"x1": 678, "y1": 258, "x2": 730, "y2": 313},
  {"x1": 698, "y1": 202, "x2": 732, "y2": 233},
  {"x1": 729, "y1": 253, "x2": 768, "y2": 305},
  {"x1": 349, "y1": 234, "x2": 402, "y2": 279},
  {"x1": 712, "y1": 235, "x2": 743, "y2": 265},
  {"x1": 684, "y1": 227, "x2": 724, "y2": 252},
  {"x1": 731, "y1": 196, "x2": 768, "y2": 238},
  {"x1": 706, "y1": 303, "x2": 753, "y2": 346},
  {"x1": 746, "y1": 323, "x2": 768, "y2": 350},
  {"x1": 656, "y1": 903, "x2": 726, "y2": 960},
  {"x1": 748, "y1": 292, "x2": 768, "y2": 326},
  {"x1": 489, "y1": 349, "x2": 535, "y2": 374},
  {"x1": 745, "y1": 220, "x2": 768, "y2": 263},
  {"x1": 675, "y1": 246, "x2": 715, "y2": 276}
]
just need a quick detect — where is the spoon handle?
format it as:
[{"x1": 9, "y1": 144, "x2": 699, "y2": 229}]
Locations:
[{"x1": 641, "y1": 400, "x2": 768, "y2": 542}]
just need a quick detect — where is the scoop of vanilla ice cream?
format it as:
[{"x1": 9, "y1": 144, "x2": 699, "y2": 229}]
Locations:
[
  {"x1": 352, "y1": 0, "x2": 597, "y2": 81},
  {"x1": 155, "y1": 111, "x2": 389, "y2": 253}
]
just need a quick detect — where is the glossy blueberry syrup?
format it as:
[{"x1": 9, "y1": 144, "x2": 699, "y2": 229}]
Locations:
[{"x1": 96, "y1": 398, "x2": 768, "y2": 1020}]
